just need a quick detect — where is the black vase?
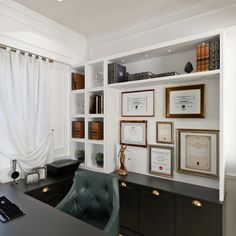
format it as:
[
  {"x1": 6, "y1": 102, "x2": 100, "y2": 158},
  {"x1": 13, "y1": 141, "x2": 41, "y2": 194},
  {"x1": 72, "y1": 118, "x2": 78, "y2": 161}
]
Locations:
[{"x1": 184, "y1": 62, "x2": 193, "y2": 73}]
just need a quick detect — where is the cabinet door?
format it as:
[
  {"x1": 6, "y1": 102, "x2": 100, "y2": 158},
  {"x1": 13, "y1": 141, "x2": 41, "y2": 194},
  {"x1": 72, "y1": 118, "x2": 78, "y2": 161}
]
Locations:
[
  {"x1": 140, "y1": 188, "x2": 175, "y2": 236},
  {"x1": 176, "y1": 195, "x2": 222, "y2": 236},
  {"x1": 119, "y1": 181, "x2": 139, "y2": 233}
]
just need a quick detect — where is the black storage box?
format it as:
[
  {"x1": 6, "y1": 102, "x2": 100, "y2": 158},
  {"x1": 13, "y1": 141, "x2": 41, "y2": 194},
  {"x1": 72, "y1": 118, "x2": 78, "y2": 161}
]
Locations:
[
  {"x1": 108, "y1": 63, "x2": 127, "y2": 84},
  {"x1": 47, "y1": 159, "x2": 80, "y2": 177}
]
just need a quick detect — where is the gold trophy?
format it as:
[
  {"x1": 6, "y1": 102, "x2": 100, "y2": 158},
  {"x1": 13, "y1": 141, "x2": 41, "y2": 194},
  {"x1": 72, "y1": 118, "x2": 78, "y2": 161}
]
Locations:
[{"x1": 118, "y1": 145, "x2": 128, "y2": 176}]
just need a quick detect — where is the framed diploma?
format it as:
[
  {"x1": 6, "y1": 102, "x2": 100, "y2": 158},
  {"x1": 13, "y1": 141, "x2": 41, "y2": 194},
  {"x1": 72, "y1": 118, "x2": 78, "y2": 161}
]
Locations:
[
  {"x1": 122, "y1": 89, "x2": 154, "y2": 117},
  {"x1": 177, "y1": 129, "x2": 219, "y2": 178},
  {"x1": 120, "y1": 120, "x2": 147, "y2": 147},
  {"x1": 149, "y1": 145, "x2": 173, "y2": 177},
  {"x1": 156, "y1": 121, "x2": 174, "y2": 144},
  {"x1": 166, "y1": 84, "x2": 205, "y2": 118}
]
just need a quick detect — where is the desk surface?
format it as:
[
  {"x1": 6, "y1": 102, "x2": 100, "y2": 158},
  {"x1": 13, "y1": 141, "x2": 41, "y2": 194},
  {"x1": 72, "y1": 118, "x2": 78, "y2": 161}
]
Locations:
[{"x1": 0, "y1": 184, "x2": 107, "y2": 236}]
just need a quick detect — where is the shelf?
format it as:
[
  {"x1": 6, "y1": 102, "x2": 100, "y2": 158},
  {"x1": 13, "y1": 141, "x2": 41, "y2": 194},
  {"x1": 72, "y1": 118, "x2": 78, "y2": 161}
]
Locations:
[
  {"x1": 87, "y1": 87, "x2": 104, "y2": 92},
  {"x1": 80, "y1": 165, "x2": 104, "y2": 172},
  {"x1": 71, "y1": 138, "x2": 86, "y2": 143},
  {"x1": 88, "y1": 114, "x2": 104, "y2": 118},
  {"x1": 87, "y1": 139, "x2": 104, "y2": 145},
  {"x1": 107, "y1": 70, "x2": 220, "y2": 89},
  {"x1": 71, "y1": 89, "x2": 85, "y2": 94},
  {"x1": 71, "y1": 114, "x2": 85, "y2": 118}
]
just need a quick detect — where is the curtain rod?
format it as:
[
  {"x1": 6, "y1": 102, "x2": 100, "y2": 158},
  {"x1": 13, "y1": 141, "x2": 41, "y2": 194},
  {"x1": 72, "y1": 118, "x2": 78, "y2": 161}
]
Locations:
[{"x1": 0, "y1": 43, "x2": 53, "y2": 63}]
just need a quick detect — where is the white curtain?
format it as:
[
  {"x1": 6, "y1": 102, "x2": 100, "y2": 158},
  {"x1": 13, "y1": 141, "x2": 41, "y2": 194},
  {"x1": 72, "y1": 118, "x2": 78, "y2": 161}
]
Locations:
[{"x1": 0, "y1": 49, "x2": 53, "y2": 172}]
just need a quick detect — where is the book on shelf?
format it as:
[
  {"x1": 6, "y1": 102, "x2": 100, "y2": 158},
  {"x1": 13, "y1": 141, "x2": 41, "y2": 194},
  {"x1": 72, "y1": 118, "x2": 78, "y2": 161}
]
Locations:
[
  {"x1": 89, "y1": 94, "x2": 104, "y2": 114},
  {"x1": 72, "y1": 121, "x2": 85, "y2": 138},
  {"x1": 196, "y1": 40, "x2": 220, "y2": 72},
  {"x1": 89, "y1": 121, "x2": 103, "y2": 140},
  {"x1": 71, "y1": 73, "x2": 85, "y2": 90}
]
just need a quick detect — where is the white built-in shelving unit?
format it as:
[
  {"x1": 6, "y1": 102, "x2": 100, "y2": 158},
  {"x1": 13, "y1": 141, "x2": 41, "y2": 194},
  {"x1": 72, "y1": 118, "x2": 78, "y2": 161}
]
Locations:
[{"x1": 71, "y1": 30, "x2": 225, "y2": 201}]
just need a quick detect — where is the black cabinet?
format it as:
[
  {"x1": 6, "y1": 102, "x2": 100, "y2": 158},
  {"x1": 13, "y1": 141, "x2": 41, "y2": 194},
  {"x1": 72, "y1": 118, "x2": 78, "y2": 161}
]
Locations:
[
  {"x1": 176, "y1": 195, "x2": 222, "y2": 236},
  {"x1": 140, "y1": 188, "x2": 175, "y2": 236},
  {"x1": 26, "y1": 178, "x2": 73, "y2": 207},
  {"x1": 114, "y1": 171, "x2": 223, "y2": 236},
  {"x1": 119, "y1": 181, "x2": 139, "y2": 234}
]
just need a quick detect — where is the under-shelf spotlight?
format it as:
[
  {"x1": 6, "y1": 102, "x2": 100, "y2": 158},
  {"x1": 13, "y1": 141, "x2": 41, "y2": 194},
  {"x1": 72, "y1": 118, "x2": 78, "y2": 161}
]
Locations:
[
  {"x1": 168, "y1": 49, "x2": 172, "y2": 53},
  {"x1": 121, "y1": 59, "x2": 125, "y2": 63},
  {"x1": 168, "y1": 81, "x2": 172, "y2": 84},
  {"x1": 145, "y1": 54, "x2": 149, "y2": 58},
  {"x1": 202, "y1": 77, "x2": 206, "y2": 81},
  {"x1": 58, "y1": 0, "x2": 63, "y2": 2}
]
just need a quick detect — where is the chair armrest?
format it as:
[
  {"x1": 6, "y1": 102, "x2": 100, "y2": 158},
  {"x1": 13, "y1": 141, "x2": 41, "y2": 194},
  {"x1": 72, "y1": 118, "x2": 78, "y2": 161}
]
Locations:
[{"x1": 104, "y1": 207, "x2": 119, "y2": 236}]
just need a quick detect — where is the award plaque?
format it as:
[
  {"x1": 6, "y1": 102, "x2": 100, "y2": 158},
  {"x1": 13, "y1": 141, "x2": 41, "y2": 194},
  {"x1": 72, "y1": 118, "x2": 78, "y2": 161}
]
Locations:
[
  {"x1": 149, "y1": 145, "x2": 173, "y2": 178},
  {"x1": 156, "y1": 122, "x2": 173, "y2": 144},
  {"x1": 166, "y1": 84, "x2": 205, "y2": 118},
  {"x1": 120, "y1": 120, "x2": 147, "y2": 147},
  {"x1": 122, "y1": 89, "x2": 154, "y2": 117},
  {"x1": 177, "y1": 129, "x2": 219, "y2": 178}
]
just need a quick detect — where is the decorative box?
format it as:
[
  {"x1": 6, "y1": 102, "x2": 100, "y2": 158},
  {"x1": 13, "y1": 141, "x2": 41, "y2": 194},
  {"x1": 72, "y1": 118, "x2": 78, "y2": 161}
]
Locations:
[
  {"x1": 72, "y1": 121, "x2": 85, "y2": 138},
  {"x1": 72, "y1": 73, "x2": 85, "y2": 90},
  {"x1": 89, "y1": 121, "x2": 103, "y2": 140}
]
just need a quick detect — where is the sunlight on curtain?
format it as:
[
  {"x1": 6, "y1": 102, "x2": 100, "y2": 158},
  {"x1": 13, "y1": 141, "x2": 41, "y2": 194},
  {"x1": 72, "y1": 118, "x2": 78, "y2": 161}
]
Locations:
[{"x1": 0, "y1": 49, "x2": 53, "y2": 172}]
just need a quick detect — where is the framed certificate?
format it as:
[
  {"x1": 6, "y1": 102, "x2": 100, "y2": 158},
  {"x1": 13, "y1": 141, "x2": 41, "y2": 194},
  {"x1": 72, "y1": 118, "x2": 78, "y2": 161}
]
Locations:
[
  {"x1": 156, "y1": 122, "x2": 173, "y2": 144},
  {"x1": 177, "y1": 129, "x2": 219, "y2": 178},
  {"x1": 149, "y1": 145, "x2": 173, "y2": 177},
  {"x1": 166, "y1": 84, "x2": 205, "y2": 118},
  {"x1": 120, "y1": 120, "x2": 147, "y2": 147},
  {"x1": 122, "y1": 89, "x2": 154, "y2": 117}
]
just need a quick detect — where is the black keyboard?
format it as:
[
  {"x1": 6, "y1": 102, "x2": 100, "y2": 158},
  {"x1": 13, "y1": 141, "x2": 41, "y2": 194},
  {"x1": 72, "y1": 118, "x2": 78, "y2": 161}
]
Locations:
[{"x1": 0, "y1": 196, "x2": 25, "y2": 223}]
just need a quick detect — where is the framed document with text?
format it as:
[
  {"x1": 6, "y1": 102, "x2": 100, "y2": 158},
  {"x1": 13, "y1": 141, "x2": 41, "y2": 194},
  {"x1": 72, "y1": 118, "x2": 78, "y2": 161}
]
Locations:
[
  {"x1": 156, "y1": 121, "x2": 174, "y2": 144},
  {"x1": 122, "y1": 89, "x2": 154, "y2": 117},
  {"x1": 166, "y1": 84, "x2": 205, "y2": 118},
  {"x1": 177, "y1": 129, "x2": 219, "y2": 178},
  {"x1": 120, "y1": 120, "x2": 147, "y2": 147},
  {"x1": 149, "y1": 145, "x2": 173, "y2": 178}
]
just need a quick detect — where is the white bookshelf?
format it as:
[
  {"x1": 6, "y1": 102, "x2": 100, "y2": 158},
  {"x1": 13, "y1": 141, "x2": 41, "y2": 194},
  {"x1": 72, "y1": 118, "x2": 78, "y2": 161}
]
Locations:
[{"x1": 71, "y1": 30, "x2": 225, "y2": 201}]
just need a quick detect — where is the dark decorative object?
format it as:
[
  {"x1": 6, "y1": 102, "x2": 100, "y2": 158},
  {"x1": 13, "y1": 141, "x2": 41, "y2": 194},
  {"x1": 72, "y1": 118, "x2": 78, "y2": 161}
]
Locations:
[
  {"x1": 95, "y1": 152, "x2": 104, "y2": 167},
  {"x1": 184, "y1": 62, "x2": 193, "y2": 73},
  {"x1": 11, "y1": 159, "x2": 20, "y2": 185}
]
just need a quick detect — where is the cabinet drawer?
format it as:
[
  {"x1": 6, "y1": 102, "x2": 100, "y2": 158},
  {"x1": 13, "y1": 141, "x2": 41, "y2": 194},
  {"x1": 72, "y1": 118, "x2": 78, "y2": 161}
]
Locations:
[
  {"x1": 119, "y1": 181, "x2": 139, "y2": 233},
  {"x1": 140, "y1": 187, "x2": 175, "y2": 236},
  {"x1": 176, "y1": 195, "x2": 222, "y2": 236}
]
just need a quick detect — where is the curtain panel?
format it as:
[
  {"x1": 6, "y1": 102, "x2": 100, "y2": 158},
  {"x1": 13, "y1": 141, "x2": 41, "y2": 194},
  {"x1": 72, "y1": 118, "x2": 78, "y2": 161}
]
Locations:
[{"x1": 0, "y1": 49, "x2": 53, "y2": 172}]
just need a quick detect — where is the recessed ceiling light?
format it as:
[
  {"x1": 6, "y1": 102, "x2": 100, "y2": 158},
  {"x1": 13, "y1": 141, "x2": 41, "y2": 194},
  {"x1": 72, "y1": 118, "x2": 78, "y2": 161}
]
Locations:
[{"x1": 58, "y1": 0, "x2": 63, "y2": 2}]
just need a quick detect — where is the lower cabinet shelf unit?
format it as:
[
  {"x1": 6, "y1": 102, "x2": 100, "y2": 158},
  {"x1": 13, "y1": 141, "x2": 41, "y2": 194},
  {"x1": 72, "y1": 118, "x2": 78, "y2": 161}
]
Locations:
[{"x1": 112, "y1": 171, "x2": 224, "y2": 236}]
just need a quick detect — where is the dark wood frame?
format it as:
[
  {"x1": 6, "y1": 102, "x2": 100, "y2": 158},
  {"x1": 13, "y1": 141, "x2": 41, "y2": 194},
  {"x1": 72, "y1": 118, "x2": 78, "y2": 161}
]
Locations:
[
  {"x1": 176, "y1": 128, "x2": 219, "y2": 178},
  {"x1": 120, "y1": 120, "x2": 147, "y2": 148},
  {"x1": 166, "y1": 84, "x2": 205, "y2": 118},
  {"x1": 121, "y1": 89, "x2": 155, "y2": 117},
  {"x1": 156, "y1": 121, "x2": 174, "y2": 144},
  {"x1": 149, "y1": 145, "x2": 174, "y2": 178}
]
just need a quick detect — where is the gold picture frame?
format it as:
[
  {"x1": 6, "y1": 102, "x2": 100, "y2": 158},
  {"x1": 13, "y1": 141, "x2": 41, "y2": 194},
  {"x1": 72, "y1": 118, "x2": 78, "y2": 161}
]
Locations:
[
  {"x1": 177, "y1": 129, "x2": 219, "y2": 178},
  {"x1": 121, "y1": 89, "x2": 155, "y2": 117},
  {"x1": 120, "y1": 120, "x2": 147, "y2": 148},
  {"x1": 166, "y1": 84, "x2": 205, "y2": 118},
  {"x1": 156, "y1": 121, "x2": 174, "y2": 144}
]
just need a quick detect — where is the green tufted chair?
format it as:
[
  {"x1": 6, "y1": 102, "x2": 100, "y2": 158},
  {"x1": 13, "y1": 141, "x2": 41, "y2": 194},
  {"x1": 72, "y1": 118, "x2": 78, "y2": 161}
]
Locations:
[{"x1": 56, "y1": 170, "x2": 119, "y2": 236}]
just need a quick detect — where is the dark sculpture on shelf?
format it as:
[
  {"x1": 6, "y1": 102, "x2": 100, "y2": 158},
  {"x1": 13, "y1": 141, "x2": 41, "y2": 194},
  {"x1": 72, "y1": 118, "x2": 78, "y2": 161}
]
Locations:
[
  {"x1": 118, "y1": 145, "x2": 128, "y2": 176},
  {"x1": 184, "y1": 61, "x2": 193, "y2": 73}
]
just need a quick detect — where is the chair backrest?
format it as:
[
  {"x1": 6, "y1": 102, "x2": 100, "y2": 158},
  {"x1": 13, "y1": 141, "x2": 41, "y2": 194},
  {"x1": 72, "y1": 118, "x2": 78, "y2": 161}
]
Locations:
[{"x1": 61, "y1": 170, "x2": 119, "y2": 222}]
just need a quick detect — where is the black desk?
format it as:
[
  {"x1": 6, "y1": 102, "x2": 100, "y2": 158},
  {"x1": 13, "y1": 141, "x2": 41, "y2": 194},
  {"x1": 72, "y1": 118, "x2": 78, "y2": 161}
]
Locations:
[{"x1": 0, "y1": 184, "x2": 107, "y2": 236}]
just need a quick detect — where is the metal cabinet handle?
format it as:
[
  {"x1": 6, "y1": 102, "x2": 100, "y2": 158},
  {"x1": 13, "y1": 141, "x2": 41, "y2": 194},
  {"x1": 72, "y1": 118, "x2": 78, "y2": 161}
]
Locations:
[
  {"x1": 42, "y1": 187, "x2": 50, "y2": 193},
  {"x1": 152, "y1": 190, "x2": 160, "y2": 196},
  {"x1": 121, "y1": 182, "x2": 127, "y2": 187},
  {"x1": 192, "y1": 200, "x2": 202, "y2": 207}
]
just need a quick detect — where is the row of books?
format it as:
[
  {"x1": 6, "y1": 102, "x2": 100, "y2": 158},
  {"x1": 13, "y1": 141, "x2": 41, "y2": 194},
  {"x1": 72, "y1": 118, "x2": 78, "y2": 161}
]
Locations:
[
  {"x1": 89, "y1": 94, "x2": 104, "y2": 114},
  {"x1": 196, "y1": 40, "x2": 220, "y2": 72}
]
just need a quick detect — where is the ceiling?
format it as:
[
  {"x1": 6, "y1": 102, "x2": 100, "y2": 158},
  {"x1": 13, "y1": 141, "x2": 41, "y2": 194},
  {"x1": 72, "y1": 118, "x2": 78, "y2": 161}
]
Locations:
[{"x1": 14, "y1": 0, "x2": 236, "y2": 37}]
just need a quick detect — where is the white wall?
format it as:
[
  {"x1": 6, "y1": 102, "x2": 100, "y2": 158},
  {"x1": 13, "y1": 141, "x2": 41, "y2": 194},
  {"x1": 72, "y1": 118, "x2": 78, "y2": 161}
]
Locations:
[
  {"x1": 0, "y1": 0, "x2": 87, "y2": 65},
  {"x1": 0, "y1": 0, "x2": 87, "y2": 182}
]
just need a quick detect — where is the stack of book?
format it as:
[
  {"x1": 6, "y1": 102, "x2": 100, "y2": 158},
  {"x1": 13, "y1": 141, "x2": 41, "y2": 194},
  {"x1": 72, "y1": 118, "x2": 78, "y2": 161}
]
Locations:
[
  {"x1": 89, "y1": 122, "x2": 103, "y2": 140},
  {"x1": 196, "y1": 40, "x2": 220, "y2": 72},
  {"x1": 72, "y1": 121, "x2": 85, "y2": 138},
  {"x1": 89, "y1": 94, "x2": 104, "y2": 114}
]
